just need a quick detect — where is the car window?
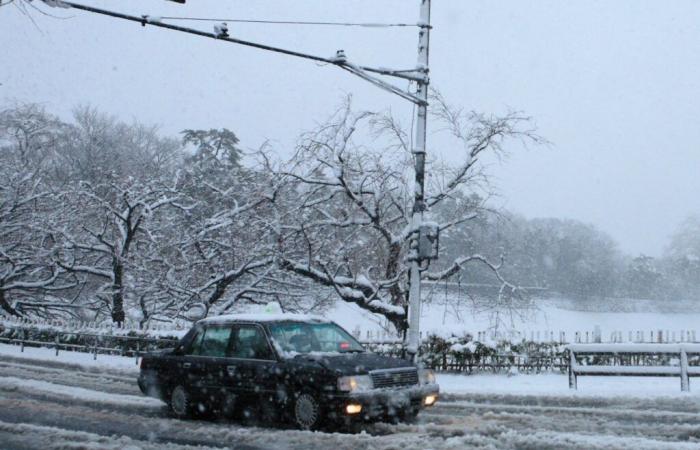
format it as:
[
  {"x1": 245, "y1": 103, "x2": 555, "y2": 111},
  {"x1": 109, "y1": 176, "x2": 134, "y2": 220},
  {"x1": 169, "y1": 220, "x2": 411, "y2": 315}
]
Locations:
[
  {"x1": 195, "y1": 326, "x2": 233, "y2": 357},
  {"x1": 186, "y1": 328, "x2": 205, "y2": 355},
  {"x1": 311, "y1": 324, "x2": 357, "y2": 352},
  {"x1": 229, "y1": 325, "x2": 274, "y2": 360},
  {"x1": 269, "y1": 322, "x2": 364, "y2": 354}
]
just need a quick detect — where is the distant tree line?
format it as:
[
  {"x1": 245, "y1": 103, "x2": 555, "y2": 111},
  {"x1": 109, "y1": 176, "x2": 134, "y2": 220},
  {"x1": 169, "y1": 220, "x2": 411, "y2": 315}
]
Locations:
[
  {"x1": 433, "y1": 203, "x2": 700, "y2": 303},
  {"x1": 1, "y1": 101, "x2": 695, "y2": 331}
]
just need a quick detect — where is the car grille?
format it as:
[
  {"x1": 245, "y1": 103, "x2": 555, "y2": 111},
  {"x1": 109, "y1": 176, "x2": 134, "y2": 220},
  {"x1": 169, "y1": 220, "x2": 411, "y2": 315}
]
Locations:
[{"x1": 370, "y1": 368, "x2": 419, "y2": 389}]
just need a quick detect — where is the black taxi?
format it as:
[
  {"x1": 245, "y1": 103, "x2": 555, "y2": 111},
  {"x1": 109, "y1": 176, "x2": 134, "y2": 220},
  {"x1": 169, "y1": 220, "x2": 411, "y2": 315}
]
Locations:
[{"x1": 138, "y1": 313, "x2": 439, "y2": 429}]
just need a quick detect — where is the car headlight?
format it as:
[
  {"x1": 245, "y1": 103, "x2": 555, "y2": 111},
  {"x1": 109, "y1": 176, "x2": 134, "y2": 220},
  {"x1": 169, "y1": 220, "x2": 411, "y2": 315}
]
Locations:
[
  {"x1": 337, "y1": 375, "x2": 373, "y2": 392},
  {"x1": 418, "y1": 368, "x2": 436, "y2": 385}
]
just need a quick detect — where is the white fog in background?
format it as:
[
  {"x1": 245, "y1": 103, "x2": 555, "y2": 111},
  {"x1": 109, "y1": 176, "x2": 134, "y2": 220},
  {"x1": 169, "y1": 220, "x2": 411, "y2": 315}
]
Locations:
[{"x1": 3, "y1": 0, "x2": 700, "y2": 256}]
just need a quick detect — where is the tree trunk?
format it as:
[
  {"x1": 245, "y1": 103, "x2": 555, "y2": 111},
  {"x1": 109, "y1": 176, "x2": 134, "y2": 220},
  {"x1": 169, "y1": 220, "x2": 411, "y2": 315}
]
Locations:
[
  {"x1": 389, "y1": 313, "x2": 408, "y2": 341},
  {"x1": 0, "y1": 289, "x2": 21, "y2": 317},
  {"x1": 111, "y1": 260, "x2": 125, "y2": 325}
]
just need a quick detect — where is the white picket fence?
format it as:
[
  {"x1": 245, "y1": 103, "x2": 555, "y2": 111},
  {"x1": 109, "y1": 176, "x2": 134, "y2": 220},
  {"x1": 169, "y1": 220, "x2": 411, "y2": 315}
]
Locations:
[{"x1": 353, "y1": 327, "x2": 700, "y2": 344}]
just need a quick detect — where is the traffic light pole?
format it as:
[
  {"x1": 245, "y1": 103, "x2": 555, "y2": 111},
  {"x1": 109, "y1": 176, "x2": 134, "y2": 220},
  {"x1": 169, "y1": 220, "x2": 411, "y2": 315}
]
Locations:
[{"x1": 406, "y1": 0, "x2": 431, "y2": 360}]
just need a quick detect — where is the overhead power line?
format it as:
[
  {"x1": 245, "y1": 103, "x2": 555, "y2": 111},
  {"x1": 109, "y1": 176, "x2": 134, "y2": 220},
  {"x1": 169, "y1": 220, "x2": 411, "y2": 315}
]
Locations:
[
  {"x1": 158, "y1": 17, "x2": 421, "y2": 28},
  {"x1": 53, "y1": 1, "x2": 428, "y2": 105}
]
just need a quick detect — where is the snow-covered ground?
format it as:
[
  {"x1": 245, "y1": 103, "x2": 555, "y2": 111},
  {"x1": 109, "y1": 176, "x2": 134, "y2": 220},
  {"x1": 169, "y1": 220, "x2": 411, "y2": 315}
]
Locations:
[
  {"x1": 327, "y1": 298, "x2": 700, "y2": 341},
  {"x1": 3, "y1": 298, "x2": 700, "y2": 450},
  {"x1": 438, "y1": 373, "x2": 696, "y2": 398},
  {"x1": 0, "y1": 342, "x2": 140, "y2": 373},
  {"x1": 3, "y1": 343, "x2": 700, "y2": 449}
]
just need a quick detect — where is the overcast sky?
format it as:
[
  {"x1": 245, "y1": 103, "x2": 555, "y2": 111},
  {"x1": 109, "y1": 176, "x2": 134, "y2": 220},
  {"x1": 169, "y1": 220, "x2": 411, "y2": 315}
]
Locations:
[{"x1": 3, "y1": 0, "x2": 700, "y2": 257}]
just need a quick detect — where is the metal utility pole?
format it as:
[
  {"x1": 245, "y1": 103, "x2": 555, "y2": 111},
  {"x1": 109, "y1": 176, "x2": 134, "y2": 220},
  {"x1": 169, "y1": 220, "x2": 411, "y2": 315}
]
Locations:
[{"x1": 406, "y1": 0, "x2": 431, "y2": 360}]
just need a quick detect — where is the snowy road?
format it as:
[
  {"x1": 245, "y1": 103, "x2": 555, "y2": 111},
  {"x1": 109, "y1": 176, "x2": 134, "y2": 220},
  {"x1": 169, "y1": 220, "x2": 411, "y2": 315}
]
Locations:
[{"x1": 2, "y1": 355, "x2": 700, "y2": 449}]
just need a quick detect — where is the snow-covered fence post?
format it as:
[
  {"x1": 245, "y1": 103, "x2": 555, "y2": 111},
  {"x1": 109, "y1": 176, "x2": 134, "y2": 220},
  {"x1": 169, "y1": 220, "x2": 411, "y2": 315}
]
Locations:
[
  {"x1": 568, "y1": 349, "x2": 577, "y2": 390},
  {"x1": 680, "y1": 349, "x2": 690, "y2": 392}
]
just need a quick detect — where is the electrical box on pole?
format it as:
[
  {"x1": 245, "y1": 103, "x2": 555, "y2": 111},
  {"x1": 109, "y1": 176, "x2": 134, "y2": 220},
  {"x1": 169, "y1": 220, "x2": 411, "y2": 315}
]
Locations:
[
  {"x1": 418, "y1": 224, "x2": 439, "y2": 260},
  {"x1": 407, "y1": 223, "x2": 439, "y2": 261}
]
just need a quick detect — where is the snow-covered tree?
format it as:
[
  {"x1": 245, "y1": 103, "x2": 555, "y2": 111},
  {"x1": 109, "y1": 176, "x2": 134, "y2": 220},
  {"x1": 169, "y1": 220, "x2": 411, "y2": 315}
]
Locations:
[
  {"x1": 275, "y1": 95, "x2": 542, "y2": 335},
  {"x1": 48, "y1": 107, "x2": 184, "y2": 324},
  {"x1": 664, "y1": 215, "x2": 700, "y2": 301},
  {"x1": 0, "y1": 104, "x2": 77, "y2": 318}
]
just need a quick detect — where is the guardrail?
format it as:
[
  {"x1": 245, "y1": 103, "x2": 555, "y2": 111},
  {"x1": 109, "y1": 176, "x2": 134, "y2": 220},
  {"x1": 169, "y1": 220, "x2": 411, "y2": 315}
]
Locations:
[
  {"x1": 567, "y1": 343, "x2": 700, "y2": 392},
  {"x1": 0, "y1": 322, "x2": 181, "y2": 365}
]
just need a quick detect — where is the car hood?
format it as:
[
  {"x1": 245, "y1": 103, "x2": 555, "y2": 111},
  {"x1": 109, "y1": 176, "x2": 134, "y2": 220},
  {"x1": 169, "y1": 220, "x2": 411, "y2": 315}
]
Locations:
[{"x1": 294, "y1": 352, "x2": 416, "y2": 375}]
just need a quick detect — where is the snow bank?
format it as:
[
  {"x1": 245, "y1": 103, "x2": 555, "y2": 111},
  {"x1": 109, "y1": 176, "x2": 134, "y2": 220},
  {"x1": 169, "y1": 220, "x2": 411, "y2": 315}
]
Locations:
[
  {"x1": 328, "y1": 297, "x2": 700, "y2": 342},
  {"x1": 0, "y1": 343, "x2": 139, "y2": 374},
  {"x1": 437, "y1": 372, "x2": 700, "y2": 398}
]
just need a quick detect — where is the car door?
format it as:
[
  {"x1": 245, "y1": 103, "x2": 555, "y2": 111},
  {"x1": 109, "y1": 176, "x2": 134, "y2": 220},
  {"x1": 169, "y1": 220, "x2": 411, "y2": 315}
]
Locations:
[
  {"x1": 227, "y1": 323, "x2": 280, "y2": 404},
  {"x1": 166, "y1": 325, "x2": 208, "y2": 403},
  {"x1": 192, "y1": 324, "x2": 234, "y2": 407}
]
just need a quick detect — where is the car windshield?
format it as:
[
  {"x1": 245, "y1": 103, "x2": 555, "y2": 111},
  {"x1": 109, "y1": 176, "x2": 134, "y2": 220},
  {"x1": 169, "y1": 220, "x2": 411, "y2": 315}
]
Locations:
[{"x1": 268, "y1": 321, "x2": 365, "y2": 355}]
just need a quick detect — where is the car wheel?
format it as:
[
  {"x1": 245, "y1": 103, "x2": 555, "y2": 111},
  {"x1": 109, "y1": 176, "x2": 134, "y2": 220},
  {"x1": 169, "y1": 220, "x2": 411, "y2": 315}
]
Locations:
[
  {"x1": 170, "y1": 385, "x2": 192, "y2": 419},
  {"x1": 293, "y1": 392, "x2": 321, "y2": 430}
]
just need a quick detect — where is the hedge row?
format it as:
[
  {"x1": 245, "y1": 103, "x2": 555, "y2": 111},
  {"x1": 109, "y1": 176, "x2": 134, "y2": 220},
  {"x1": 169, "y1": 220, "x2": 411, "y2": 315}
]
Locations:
[{"x1": 0, "y1": 322, "x2": 183, "y2": 355}]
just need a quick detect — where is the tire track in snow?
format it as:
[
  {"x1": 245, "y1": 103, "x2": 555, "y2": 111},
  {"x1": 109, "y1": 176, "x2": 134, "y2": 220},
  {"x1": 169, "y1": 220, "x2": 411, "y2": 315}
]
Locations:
[{"x1": 0, "y1": 359, "x2": 139, "y2": 396}]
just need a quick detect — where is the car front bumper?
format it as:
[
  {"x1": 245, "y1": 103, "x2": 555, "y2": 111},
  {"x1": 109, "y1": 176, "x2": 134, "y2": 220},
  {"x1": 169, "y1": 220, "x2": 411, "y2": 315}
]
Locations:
[{"x1": 327, "y1": 383, "x2": 439, "y2": 420}]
